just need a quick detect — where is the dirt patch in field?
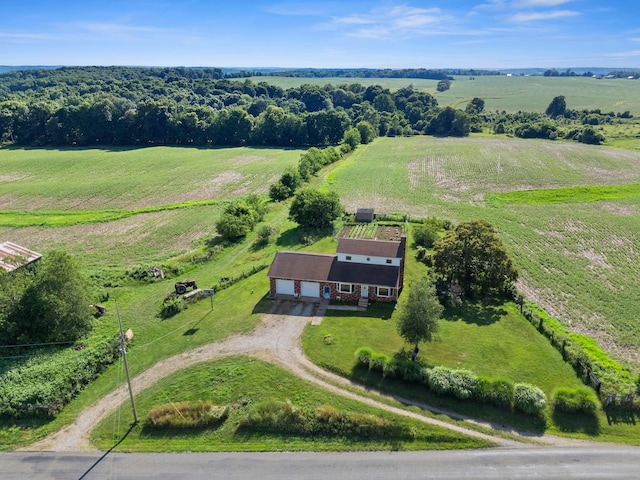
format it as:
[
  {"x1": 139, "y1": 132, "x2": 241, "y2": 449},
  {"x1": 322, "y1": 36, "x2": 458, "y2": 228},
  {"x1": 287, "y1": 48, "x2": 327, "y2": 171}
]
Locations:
[{"x1": 600, "y1": 202, "x2": 637, "y2": 216}]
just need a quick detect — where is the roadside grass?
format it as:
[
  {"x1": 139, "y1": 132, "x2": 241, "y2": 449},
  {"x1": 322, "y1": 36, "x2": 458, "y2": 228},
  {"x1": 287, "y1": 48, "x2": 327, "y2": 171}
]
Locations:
[
  {"x1": 90, "y1": 356, "x2": 492, "y2": 452},
  {"x1": 327, "y1": 136, "x2": 640, "y2": 363}
]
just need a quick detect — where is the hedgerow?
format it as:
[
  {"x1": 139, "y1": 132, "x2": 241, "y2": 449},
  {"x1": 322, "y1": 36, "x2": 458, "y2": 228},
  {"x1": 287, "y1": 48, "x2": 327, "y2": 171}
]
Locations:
[{"x1": 0, "y1": 335, "x2": 120, "y2": 418}]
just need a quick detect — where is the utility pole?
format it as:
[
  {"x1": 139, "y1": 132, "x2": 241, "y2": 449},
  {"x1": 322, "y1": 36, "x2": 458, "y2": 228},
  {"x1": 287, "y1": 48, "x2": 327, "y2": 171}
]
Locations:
[{"x1": 116, "y1": 301, "x2": 138, "y2": 423}]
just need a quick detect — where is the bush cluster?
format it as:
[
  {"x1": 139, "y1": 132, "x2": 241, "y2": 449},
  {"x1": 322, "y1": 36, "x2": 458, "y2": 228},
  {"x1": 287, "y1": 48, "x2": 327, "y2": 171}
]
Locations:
[
  {"x1": 239, "y1": 399, "x2": 412, "y2": 439},
  {"x1": 552, "y1": 387, "x2": 599, "y2": 415},
  {"x1": 148, "y1": 400, "x2": 230, "y2": 429},
  {"x1": 0, "y1": 335, "x2": 120, "y2": 418},
  {"x1": 354, "y1": 347, "x2": 548, "y2": 415}
]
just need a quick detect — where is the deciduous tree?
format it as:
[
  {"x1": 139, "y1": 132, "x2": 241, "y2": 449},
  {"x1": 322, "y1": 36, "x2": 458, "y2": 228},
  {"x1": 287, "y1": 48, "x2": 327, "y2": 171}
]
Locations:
[
  {"x1": 396, "y1": 276, "x2": 443, "y2": 353},
  {"x1": 433, "y1": 220, "x2": 517, "y2": 298},
  {"x1": 289, "y1": 188, "x2": 343, "y2": 229}
]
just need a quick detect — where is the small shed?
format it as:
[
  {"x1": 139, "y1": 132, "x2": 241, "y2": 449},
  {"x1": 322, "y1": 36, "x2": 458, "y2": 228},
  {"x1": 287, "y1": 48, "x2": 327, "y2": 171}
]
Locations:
[
  {"x1": 0, "y1": 241, "x2": 42, "y2": 273},
  {"x1": 355, "y1": 208, "x2": 374, "y2": 223}
]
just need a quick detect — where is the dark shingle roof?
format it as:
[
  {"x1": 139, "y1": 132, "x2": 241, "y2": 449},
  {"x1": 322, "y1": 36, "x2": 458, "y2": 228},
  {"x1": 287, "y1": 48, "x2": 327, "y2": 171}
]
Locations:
[
  {"x1": 268, "y1": 251, "x2": 400, "y2": 288},
  {"x1": 336, "y1": 237, "x2": 402, "y2": 258}
]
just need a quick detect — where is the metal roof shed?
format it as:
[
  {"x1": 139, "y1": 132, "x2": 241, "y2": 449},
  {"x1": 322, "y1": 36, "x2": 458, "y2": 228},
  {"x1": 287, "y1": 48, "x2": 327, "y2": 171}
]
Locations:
[{"x1": 0, "y1": 241, "x2": 42, "y2": 273}]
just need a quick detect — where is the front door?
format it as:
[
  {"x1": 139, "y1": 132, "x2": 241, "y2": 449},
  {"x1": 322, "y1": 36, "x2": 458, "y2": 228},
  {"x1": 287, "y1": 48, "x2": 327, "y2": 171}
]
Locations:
[
  {"x1": 323, "y1": 285, "x2": 331, "y2": 299},
  {"x1": 361, "y1": 285, "x2": 369, "y2": 298}
]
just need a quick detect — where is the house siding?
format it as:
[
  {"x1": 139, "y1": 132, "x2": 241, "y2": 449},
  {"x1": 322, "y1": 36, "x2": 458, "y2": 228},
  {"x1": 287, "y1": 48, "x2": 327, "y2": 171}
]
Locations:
[{"x1": 269, "y1": 278, "x2": 397, "y2": 302}]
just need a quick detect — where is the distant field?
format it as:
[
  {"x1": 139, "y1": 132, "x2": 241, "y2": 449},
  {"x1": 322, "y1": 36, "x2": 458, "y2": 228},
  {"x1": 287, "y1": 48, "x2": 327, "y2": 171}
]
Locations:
[
  {"x1": 251, "y1": 75, "x2": 640, "y2": 115},
  {"x1": 326, "y1": 136, "x2": 640, "y2": 364},
  {"x1": 0, "y1": 146, "x2": 303, "y2": 266}
]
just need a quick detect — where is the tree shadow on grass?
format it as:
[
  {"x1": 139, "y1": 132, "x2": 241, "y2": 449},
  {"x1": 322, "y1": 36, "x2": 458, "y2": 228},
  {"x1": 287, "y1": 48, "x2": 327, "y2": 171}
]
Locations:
[
  {"x1": 276, "y1": 225, "x2": 334, "y2": 248},
  {"x1": 552, "y1": 410, "x2": 602, "y2": 435},
  {"x1": 442, "y1": 301, "x2": 507, "y2": 327}
]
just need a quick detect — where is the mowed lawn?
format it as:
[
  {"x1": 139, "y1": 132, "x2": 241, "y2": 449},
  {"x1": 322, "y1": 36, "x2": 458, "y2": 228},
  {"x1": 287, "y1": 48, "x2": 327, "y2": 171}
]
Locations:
[{"x1": 325, "y1": 136, "x2": 640, "y2": 365}]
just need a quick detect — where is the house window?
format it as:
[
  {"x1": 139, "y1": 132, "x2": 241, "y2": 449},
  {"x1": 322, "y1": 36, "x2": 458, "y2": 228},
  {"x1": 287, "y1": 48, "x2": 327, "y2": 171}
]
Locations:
[
  {"x1": 386, "y1": 259, "x2": 392, "y2": 264},
  {"x1": 376, "y1": 286, "x2": 392, "y2": 297},
  {"x1": 345, "y1": 255, "x2": 352, "y2": 261},
  {"x1": 338, "y1": 283, "x2": 354, "y2": 294}
]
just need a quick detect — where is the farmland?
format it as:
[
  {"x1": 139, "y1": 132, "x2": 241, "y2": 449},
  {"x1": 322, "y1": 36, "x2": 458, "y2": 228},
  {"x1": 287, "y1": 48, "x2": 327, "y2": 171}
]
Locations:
[
  {"x1": 325, "y1": 136, "x2": 640, "y2": 365},
  {"x1": 0, "y1": 146, "x2": 302, "y2": 267},
  {"x1": 1, "y1": 132, "x2": 640, "y2": 449},
  {"x1": 250, "y1": 75, "x2": 640, "y2": 115}
]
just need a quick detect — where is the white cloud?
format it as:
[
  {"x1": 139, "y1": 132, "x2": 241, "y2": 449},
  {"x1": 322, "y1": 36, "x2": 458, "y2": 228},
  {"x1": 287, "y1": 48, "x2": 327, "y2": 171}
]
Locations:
[
  {"x1": 325, "y1": 5, "x2": 454, "y2": 39},
  {"x1": 606, "y1": 50, "x2": 640, "y2": 58},
  {"x1": 507, "y1": 10, "x2": 580, "y2": 22}
]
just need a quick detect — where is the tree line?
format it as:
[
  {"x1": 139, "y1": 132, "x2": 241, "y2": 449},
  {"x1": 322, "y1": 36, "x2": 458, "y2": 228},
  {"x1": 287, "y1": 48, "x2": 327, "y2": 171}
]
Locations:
[{"x1": 0, "y1": 67, "x2": 623, "y2": 148}]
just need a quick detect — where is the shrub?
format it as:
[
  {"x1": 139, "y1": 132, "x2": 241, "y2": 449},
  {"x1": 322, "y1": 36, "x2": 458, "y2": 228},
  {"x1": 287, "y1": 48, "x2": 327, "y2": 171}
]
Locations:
[
  {"x1": 475, "y1": 377, "x2": 516, "y2": 408},
  {"x1": 427, "y1": 366, "x2": 453, "y2": 396},
  {"x1": 160, "y1": 297, "x2": 184, "y2": 318},
  {"x1": 148, "y1": 401, "x2": 229, "y2": 429},
  {"x1": 513, "y1": 383, "x2": 547, "y2": 415},
  {"x1": 355, "y1": 347, "x2": 373, "y2": 368},
  {"x1": 397, "y1": 359, "x2": 428, "y2": 383},
  {"x1": 383, "y1": 358, "x2": 399, "y2": 379},
  {"x1": 240, "y1": 399, "x2": 303, "y2": 434},
  {"x1": 255, "y1": 224, "x2": 277, "y2": 246},
  {"x1": 552, "y1": 387, "x2": 599, "y2": 414},
  {"x1": 413, "y1": 223, "x2": 440, "y2": 249},
  {"x1": 449, "y1": 369, "x2": 478, "y2": 400},
  {"x1": 370, "y1": 353, "x2": 390, "y2": 373}
]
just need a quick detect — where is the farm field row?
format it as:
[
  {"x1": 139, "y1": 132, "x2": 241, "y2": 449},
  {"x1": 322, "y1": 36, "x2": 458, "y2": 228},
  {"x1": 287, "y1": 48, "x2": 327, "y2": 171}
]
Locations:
[
  {"x1": 0, "y1": 146, "x2": 303, "y2": 210},
  {"x1": 250, "y1": 75, "x2": 640, "y2": 115},
  {"x1": 0, "y1": 145, "x2": 302, "y2": 267},
  {"x1": 325, "y1": 136, "x2": 640, "y2": 365}
]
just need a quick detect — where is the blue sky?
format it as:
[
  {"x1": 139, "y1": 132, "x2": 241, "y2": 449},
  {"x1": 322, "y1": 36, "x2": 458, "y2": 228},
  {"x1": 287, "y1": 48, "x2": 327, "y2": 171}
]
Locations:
[{"x1": 1, "y1": 0, "x2": 638, "y2": 69}]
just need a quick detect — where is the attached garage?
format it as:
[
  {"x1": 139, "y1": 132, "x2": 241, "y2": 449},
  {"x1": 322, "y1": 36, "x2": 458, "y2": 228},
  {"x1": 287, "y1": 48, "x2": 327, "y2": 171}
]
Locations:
[
  {"x1": 300, "y1": 281, "x2": 320, "y2": 298},
  {"x1": 275, "y1": 279, "x2": 295, "y2": 295}
]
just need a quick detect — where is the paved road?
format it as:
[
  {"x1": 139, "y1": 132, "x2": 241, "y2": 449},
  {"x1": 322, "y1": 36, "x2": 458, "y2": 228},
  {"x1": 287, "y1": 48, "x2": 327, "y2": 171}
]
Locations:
[{"x1": 3, "y1": 447, "x2": 640, "y2": 479}]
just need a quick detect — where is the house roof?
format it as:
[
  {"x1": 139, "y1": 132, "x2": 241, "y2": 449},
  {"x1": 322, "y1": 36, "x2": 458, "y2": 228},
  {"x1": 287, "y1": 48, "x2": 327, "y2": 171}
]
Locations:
[
  {"x1": 267, "y1": 251, "x2": 335, "y2": 282},
  {"x1": 268, "y1": 251, "x2": 400, "y2": 288},
  {"x1": 0, "y1": 241, "x2": 42, "y2": 273},
  {"x1": 337, "y1": 237, "x2": 403, "y2": 259}
]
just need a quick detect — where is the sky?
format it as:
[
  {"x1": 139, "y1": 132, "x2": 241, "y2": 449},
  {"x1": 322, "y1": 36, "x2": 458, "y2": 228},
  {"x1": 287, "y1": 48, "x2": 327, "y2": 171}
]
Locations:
[{"x1": 1, "y1": 0, "x2": 639, "y2": 69}]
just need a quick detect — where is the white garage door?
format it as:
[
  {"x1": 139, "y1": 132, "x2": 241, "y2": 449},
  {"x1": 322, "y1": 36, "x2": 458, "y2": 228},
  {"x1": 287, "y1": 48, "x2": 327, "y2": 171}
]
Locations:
[
  {"x1": 301, "y1": 281, "x2": 320, "y2": 298},
  {"x1": 276, "y1": 279, "x2": 295, "y2": 295}
]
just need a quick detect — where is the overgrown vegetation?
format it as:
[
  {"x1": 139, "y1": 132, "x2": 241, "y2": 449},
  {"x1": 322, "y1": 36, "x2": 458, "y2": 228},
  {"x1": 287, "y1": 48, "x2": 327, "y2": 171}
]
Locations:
[{"x1": 147, "y1": 401, "x2": 229, "y2": 429}]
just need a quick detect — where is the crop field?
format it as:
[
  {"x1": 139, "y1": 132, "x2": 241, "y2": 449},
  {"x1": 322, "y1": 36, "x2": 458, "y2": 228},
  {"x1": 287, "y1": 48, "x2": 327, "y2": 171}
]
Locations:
[
  {"x1": 250, "y1": 75, "x2": 640, "y2": 115},
  {"x1": 325, "y1": 136, "x2": 640, "y2": 365},
  {"x1": 0, "y1": 146, "x2": 302, "y2": 267}
]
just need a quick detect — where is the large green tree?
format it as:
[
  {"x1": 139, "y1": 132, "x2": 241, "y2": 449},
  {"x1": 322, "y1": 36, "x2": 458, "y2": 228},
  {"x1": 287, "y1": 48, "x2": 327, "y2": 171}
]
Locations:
[
  {"x1": 545, "y1": 95, "x2": 567, "y2": 118},
  {"x1": 289, "y1": 188, "x2": 343, "y2": 229},
  {"x1": 8, "y1": 251, "x2": 92, "y2": 344},
  {"x1": 433, "y1": 220, "x2": 518, "y2": 298},
  {"x1": 396, "y1": 276, "x2": 443, "y2": 353}
]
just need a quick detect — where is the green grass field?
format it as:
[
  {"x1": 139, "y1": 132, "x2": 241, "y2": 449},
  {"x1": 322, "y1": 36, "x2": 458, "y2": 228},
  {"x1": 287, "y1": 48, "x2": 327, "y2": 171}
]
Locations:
[
  {"x1": 324, "y1": 136, "x2": 640, "y2": 366},
  {"x1": 249, "y1": 75, "x2": 640, "y2": 115},
  {"x1": 0, "y1": 146, "x2": 302, "y2": 267}
]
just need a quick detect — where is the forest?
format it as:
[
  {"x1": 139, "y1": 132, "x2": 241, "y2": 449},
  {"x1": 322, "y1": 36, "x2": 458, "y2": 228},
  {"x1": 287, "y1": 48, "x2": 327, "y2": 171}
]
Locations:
[{"x1": 0, "y1": 66, "x2": 628, "y2": 148}]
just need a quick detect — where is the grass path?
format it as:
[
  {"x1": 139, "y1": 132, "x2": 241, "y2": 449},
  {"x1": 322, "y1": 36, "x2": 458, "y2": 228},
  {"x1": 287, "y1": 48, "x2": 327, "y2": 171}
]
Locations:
[{"x1": 22, "y1": 300, "x2": 593, "y2": 453}]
